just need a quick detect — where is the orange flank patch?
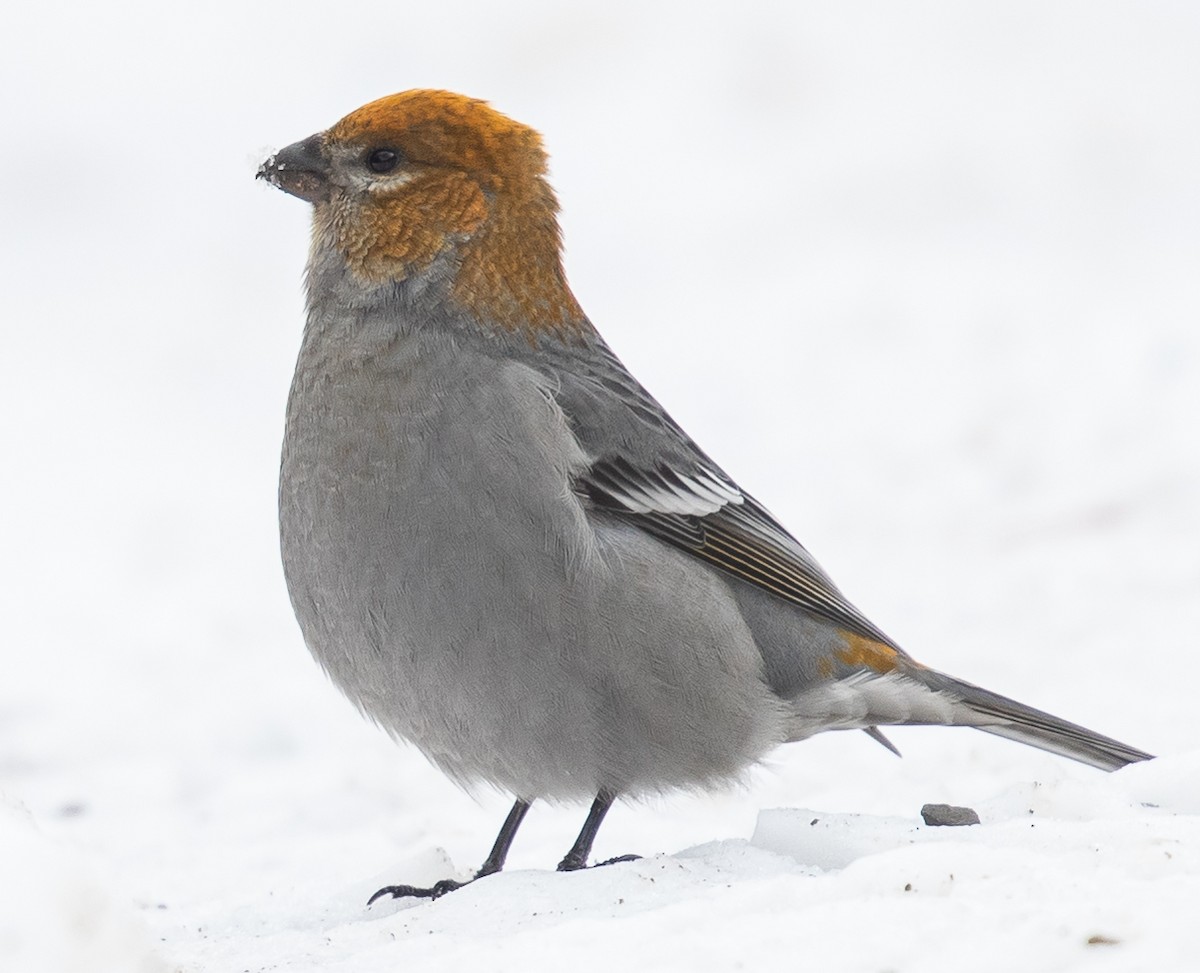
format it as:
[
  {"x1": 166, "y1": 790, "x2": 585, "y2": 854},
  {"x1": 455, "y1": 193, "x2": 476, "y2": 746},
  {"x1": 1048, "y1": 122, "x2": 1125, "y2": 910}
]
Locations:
[{"x1": 834, "y1": 633, "x2": 900, "y2": 674}]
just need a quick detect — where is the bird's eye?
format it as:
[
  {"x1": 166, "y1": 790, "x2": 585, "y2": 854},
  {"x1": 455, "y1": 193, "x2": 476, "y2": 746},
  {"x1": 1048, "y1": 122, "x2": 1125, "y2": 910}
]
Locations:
[{"x1": 367, "y1": 149, "x2": 400, "y2": 173}]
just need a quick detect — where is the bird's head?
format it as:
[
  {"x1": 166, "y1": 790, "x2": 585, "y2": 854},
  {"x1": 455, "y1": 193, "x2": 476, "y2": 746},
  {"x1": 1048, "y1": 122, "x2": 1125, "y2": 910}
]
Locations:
[{"x1": 259, "y1": 90, "x2": 585, "y2": 338}]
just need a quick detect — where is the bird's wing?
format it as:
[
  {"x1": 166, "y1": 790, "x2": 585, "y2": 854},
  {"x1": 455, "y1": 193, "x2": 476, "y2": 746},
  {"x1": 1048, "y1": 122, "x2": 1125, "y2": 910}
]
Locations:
[{"x1": 543, "y1": 338, "x2": 898, "y2": 649}]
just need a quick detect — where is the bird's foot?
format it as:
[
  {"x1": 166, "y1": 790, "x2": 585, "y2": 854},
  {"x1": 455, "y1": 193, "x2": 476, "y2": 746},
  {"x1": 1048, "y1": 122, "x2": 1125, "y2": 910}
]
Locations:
[
  {"x1": 368, "y1": 849, "x2": 641, "y2": 902},
  {"x1": 367, "y1": 878, "x2": 468, "y2": 904},
  {"x1": 557, "y1": 852, "x2": 641, "y2": 873},
  {"x1": 367, "y1": 855, "x2": 509, "y2": 905}
]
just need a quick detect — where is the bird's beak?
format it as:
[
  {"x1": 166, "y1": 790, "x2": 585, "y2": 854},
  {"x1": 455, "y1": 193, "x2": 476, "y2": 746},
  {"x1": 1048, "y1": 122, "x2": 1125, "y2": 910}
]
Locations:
[{"x1": 257, "y1": 134, "x2": 331, "y2": 204}]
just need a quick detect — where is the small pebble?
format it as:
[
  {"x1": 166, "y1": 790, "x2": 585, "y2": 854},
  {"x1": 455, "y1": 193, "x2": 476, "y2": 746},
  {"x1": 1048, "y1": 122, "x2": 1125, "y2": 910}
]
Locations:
[{"x1": 920, "y1": 803, "x2": 980, "y2": 826}]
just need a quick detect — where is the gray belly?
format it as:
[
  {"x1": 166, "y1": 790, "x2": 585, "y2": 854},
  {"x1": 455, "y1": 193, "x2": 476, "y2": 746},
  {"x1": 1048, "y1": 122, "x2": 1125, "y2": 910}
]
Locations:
[{"x1": 279, "y1": 338, "x2": 784, "y2": 799}]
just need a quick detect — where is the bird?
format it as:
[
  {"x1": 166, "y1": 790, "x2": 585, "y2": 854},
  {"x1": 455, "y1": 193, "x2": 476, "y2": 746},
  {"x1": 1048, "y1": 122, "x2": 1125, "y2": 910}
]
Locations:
[{"x1": 257, "y1": 89, "x2": 1152, "y2": 902}]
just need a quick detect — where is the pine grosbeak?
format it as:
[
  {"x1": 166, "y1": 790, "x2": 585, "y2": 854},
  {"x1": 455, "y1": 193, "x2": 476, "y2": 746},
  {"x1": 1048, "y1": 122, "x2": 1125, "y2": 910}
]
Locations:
[{"x1": 258, "y1": 90, "x2": 1151, "y2": 901}]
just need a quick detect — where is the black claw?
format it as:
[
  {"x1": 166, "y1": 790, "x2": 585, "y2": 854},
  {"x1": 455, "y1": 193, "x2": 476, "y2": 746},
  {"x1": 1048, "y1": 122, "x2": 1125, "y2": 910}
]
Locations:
[
  {"x1": 596, "y1": 854, "x2": 641, "y2": 867},
  {"x1": 367, "y1": 878, "x2": 467, "y2": 904},
  {"x1": 557, "y1": 852, "x2": 641, "y2": 873}
]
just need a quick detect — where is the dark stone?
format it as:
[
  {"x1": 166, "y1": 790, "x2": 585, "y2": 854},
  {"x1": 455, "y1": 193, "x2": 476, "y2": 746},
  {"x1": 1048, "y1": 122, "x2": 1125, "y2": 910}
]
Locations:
[{"x1": 920, "y1": 803, "x2": 981, "y2": 826}]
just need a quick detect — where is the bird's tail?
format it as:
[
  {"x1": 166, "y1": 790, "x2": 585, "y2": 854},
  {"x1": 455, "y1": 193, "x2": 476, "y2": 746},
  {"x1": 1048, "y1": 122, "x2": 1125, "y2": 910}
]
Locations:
[{"x1": 907, "y1": 666, "x2": 1153, "y2": 771}]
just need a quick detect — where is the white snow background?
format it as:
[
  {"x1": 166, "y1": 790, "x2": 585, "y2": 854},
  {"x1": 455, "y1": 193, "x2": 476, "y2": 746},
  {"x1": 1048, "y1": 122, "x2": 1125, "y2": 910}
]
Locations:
[{"x1": 2, "y1": 2, "x2": 1198, "y2": 971}]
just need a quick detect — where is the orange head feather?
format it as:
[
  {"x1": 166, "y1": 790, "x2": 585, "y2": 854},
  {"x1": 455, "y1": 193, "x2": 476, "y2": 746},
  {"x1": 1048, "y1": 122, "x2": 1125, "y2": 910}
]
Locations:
[{"x1": 299, "y1": 90, "x2": 587, "y2": 340}]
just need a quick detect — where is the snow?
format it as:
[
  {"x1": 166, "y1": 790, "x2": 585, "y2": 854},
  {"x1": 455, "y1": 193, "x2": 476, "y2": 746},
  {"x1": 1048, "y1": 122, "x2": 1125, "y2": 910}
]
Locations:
[
  {"x1": 0, "y1": 799, "x2": 165, "y2": 973},
  {"x1": 3, "y1": 2, "x2": 1199, "y2": 971}
]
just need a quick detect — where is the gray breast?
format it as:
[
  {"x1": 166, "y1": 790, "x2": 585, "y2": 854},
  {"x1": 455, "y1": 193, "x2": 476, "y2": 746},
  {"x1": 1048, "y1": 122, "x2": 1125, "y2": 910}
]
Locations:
[{"x1": 279, "y1": 318, "x2": 784, "y2": 799}]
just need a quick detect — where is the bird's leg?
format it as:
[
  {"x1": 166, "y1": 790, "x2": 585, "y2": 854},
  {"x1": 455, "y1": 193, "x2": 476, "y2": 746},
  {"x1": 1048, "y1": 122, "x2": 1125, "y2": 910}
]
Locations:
[
  {"x1": 368, "y1": 798, "x2": 532, "y2": 904},
  {"x1": 556, "y1": 790, "x2": 640, "y2": 872},
  {"x1": 475, "y1": 798, "x2": 532, "y2": 878}
]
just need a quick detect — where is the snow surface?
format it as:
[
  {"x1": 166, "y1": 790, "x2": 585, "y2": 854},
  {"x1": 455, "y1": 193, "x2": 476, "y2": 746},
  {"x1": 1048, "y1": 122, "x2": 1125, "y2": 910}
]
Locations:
[{"x1": 3, "y1": 2, "x2": 1199, "y2": 971}]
